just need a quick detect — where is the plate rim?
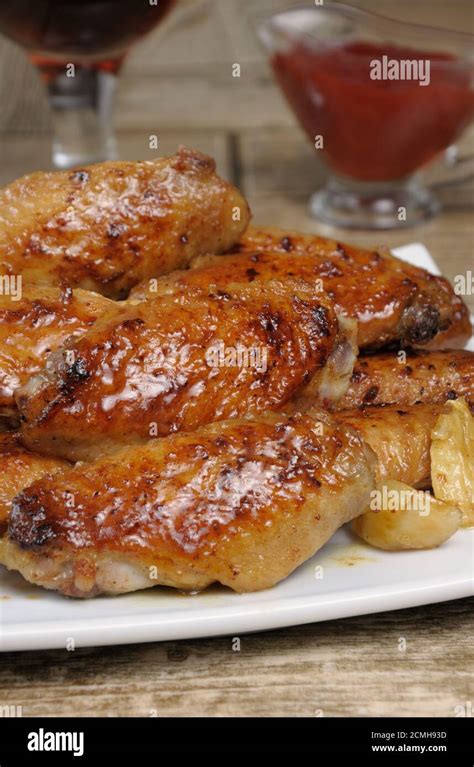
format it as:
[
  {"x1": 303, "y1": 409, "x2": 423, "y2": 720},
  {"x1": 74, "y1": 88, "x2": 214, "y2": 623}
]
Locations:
[{"x1": 1, "y1": 532, "x2": 472, "y2": 651}]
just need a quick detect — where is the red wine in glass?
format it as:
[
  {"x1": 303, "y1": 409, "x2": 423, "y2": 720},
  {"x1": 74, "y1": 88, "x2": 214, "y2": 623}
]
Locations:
[{"x1": 0, "y1": 0, "x2": 177, "y2": 167}]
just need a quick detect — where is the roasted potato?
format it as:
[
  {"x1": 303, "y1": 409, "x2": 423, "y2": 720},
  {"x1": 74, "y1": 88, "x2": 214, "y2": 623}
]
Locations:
[{"x1": 352, "y1": 479, "x2": 461, "y2": 550}]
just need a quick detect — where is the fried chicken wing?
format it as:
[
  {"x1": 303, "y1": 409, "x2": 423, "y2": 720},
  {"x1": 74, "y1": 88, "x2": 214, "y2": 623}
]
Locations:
[
  {"x1": 17, "y1": 281, "x2": 351, "y2": 462},
  {"x1": 0, "y1": 147, "x2": 250, "y2": 298},
  {"x1": 0, "y1": 286, "x2": 114, "y2": 424},
  {"x1": 0, "y1": 433, "x2": 68, "y2": 536},
  {"x1": 1, "y1": 411, "x2": 376, "y2": 597},
  {"x1": 335, "y1": 349, "x2": 474, "y2": 410},
  {"x1": 333, "y1": 403, "x2": 444, "y2": 488},
  {"x1": 130, "y1": 226, "x2": 470, "y2": 350}
]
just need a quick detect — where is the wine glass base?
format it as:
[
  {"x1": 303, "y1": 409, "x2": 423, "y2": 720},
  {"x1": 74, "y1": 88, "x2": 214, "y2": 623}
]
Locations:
[
  {"x1": 309, "y1": 176, "x2": 440, "y2": 230},
  {"x1": 53, "y1": 143, "x2": 118, "y2": 170}
]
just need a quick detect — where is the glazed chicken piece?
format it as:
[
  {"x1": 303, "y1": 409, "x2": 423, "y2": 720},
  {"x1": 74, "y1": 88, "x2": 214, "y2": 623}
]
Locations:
[
  {"x1": 130, "y1": 226, "x2": 471, "y2": 350},
  {"x1": 0, "y1": 147, "x2": 250, "y2": 298},
  {"x1": 0, "y1": 432, "x2": 68, "y2": 536},
  {"x1": 0, "y1": 286, "x2": 114, "y2": 424},
  {"x1": 235, "y1": 227, "x2": 471, "y2": 350},
  {"x1": 17, "y1": 281, "x2": 354, "y2": 462},
  {"x1": 1, "y1": 410, "x2": 376, "y2": 597},
  {"x1": 335, "y1": 349, "x2": 474, "y2": 410},
  {"x1": 333, "y1": 403, "x2": 444, "y2": 488}
]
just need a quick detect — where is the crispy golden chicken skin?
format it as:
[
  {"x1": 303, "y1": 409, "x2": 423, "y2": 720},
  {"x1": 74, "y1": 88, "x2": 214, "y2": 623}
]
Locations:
[
  {"x1": 0, "y1": 433, "x2": 68, "y2": 536},
  {"x1": 2, "y1": 411, "x2": 376, "y2": 597},
  {"x1": 0, "y1": 286, "x2": 114, "y2": 424},
  {"x1": 130, "y1": 226, "x2": 471, "y2": 350},
  {"x1": 333, "y1": 403, "x2": 444, "y2": 488},
  {"x1": 17, "y1": 281, "x2": 349, "y2": 462},
  {"x1": 335, "y1": 349, "x2": 474, "y2": 410},
  {"x1": 0, "y1": 147, "x2": 250, "y2": 298},
  {"x1": 236, "y1": 227, "x2": 471, "y2": 350}
]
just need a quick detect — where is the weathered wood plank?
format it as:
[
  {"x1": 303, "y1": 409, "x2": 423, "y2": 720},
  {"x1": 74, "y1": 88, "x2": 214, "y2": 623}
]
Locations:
[
  {"x1": 116, "y1": 70, "x2": 291, "y2": 131},
  {"x1": 0, "y1": 599, "x2": 471, "y2": 717}
]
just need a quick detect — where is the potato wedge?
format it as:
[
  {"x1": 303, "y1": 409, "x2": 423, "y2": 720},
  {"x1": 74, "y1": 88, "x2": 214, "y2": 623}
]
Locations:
[
  {"x1": 352, "y1": 479, "x2": 461, "y2": 551},
  {"x1": 430, "y1": 398, "x2": 474, "y2": 527}
]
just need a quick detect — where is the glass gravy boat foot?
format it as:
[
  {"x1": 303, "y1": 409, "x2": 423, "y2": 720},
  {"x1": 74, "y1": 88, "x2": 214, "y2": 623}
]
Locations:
[{"x1": 310, "y1": 175, "x2": 440, "y2": 230}]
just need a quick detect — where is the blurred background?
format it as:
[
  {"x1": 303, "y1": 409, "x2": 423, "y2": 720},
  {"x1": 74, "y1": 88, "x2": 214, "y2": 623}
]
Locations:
[{"x1": 0, "y1": 0, "x2": 472, "y2": 261}]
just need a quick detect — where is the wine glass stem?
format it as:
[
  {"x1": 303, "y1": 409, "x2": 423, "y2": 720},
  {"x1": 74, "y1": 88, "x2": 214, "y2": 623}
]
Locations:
[{"x1": 46, "y1": 66, "x2": 118, "y2": 169}]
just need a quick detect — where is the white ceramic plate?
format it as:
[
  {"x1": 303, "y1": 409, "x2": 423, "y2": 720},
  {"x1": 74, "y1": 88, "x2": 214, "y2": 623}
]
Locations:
[{"x1": 1, "y1": 244, "x2": 472, "y2": 651}]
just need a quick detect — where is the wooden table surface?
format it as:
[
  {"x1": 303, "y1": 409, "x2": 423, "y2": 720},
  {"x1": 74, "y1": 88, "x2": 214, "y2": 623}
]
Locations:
[{"x1": 0, "y1": 0, "x2": 472, "y2": 717}]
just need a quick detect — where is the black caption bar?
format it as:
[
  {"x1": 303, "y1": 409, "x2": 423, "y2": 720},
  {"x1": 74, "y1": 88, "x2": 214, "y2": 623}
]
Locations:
[{"x1": 0, "y1": 717, "x2": 472, "y2": 762}]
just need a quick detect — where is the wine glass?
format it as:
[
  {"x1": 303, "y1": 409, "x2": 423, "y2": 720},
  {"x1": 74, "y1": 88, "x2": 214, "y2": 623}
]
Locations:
[{"x1": 0, "y1": 0, "x2": 178, "y2": 168}]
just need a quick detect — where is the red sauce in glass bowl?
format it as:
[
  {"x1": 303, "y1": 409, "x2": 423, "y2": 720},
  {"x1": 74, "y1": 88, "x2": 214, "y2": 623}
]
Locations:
[{"x1": 272, "y1": 41, "x2": 474, "y2": 182}]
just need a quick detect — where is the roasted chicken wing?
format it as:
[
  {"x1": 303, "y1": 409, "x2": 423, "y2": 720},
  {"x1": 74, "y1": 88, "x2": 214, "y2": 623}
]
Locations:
[
  {"x1": 235, "y1": 227, "x2": 471, "y2": 350},
  {"x1": 0, "y1": 286, "x2": 113, "y2": 424},
  {"x1": 3, "y1": 396, "x2": 462, "y2": 597},
  {"x1": 130, "y1": 226, "x2": 470, "y2": 350},
  {"x1": 1, "y1": 411, "x2": 376, "y2": 597},
  {"x1": 17, "y1": 281, "x2": 353, "y2": 462},
  {"x1": 0, "y1": 433, "x2": 68, "y2": 536},
  {"x1": 335, "y1": 349, "x2": 474, "y2": 410},
  {"x1": 0, "y1": 147, "x2": 250, "y2": 298}
]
